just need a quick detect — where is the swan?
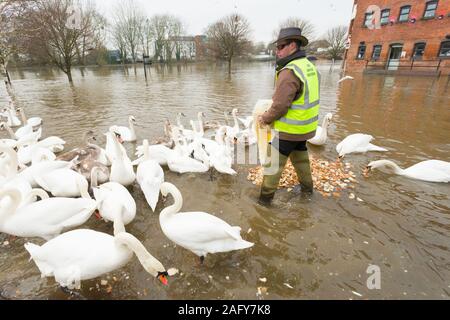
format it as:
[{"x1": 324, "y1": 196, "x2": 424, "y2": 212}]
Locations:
[
  {"x1": 136, "y1": 140, "x2": 164, "y2": 212},
  {"x1": 225, "y1": 108, "x2": 240, "y2": 141},
  {"x1": 151, "y1": 120, "x2": 174, "y2": 148},
  {"x1": 17, "y1": 107, "x2": 42, "y2": 128},
  {"x1": 17, "y1": 136, "x2": 66, "y2": 165},
  {"x1": 57, "y1": 131, "x2": 101, "y2": 162},
  {"x1": 1, "y1": 122, "x2": 42, "y2": 146},
  {"x1": 209, "y1": 134, "x2": 236, "y2": 175},
  {"x1": 31, "y1": 148, "x2": 56, "y2": 165},
  {"x1": 0, "y1": 184, "x2": 97, "y2": 240},
  {"x1": 33, "y1": 168, "x2": 89, "y2": 198},
  {"x1": 110, "y1": 116, "x2": 137, "y2": 142},
  {"x1": 366, "y1": 159, "x2": 450, "y2": 183},
  {"x1": 159, "y1": 182, "x2": 254, "y2": 263},
  {"x1": 105, "y1": 129, "x2": 126, "y2": 163},
  {"x1": 238, "y1": 116, "x2": 253, "y2": 129},
  {"x1": 336, "y1": 133, "x2": 388, "y2": 158},
  {"x1": 92, "y1": 170, "x2": 136, "y2": 227},
  {"x1": 167, "y1": 130, "x2": 209, "y2": 174},
  {"x1": 307, "y1": 113, "x2": 333, "y2": 146},
  {"x1": 338, "y1": 75, "x2": 354, "y2": 84},
  {"x1": 107, "y1": 131, "x2": 136, "y2": 186},
  {"x1": 2, "y1": 107, "x2": 21, "y2": 127},
  {"x1": 133, "y1": 141, "x2": 174, "y2": 167},
  {"x1": 24, "y1": 230, "x2": 169, "y2": 290}
]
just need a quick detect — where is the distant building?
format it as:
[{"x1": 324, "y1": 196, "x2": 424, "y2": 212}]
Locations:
[{"x1": 343, "y1": 0, "x2": 450, "y2": 76}]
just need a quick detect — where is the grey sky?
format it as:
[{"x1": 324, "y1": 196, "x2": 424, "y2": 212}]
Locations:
[{"x1": 96, "y1": 0, "x2": 354, "y2": 44}]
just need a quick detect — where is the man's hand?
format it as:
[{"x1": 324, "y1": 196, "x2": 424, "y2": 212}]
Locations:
[{"x1": 257, "y1": 115, "x2": 267, "y2": 127}]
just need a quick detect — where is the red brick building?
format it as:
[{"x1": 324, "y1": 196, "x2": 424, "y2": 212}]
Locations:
[{"x1": 343, "y1": 0, "x2": 450, "y2": 76}]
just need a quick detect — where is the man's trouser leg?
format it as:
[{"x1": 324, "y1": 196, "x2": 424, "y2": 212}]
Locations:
[
  {"x1": 290, "y1": 150, "x2": 314, "y2": 193},
  {"x1": 259, "y1": 145, "x2": 289, "y2": 204}
]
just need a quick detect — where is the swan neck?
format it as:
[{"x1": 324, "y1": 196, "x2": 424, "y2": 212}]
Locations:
[
  {"x1": 129, "y1": 118, "x2": 136, "y2": 135},
  {"x1": 113, "y1": 210, "x2": 126, "y2": 236},
  {"x1": 0, "y1": 147, "x2": 19, "y2": 179},
  {"x1": 0, "y1": 189, "x2": 21, "y2": 224},
  {"x1": 19, "y1": 108, "x2": 27, "y2": 123},
  {"x1": 143, "y1": 140, "x2": 150, "y2": 161},
  {"x1": 2, "y1": 123, "x2": 17, "y2": 139},
  {"x1": 115, "y1": 232, "x2": 162, "y2": 275},
  {"x1": 24, "y1": 188, "x2": 49, "y2": 203},
  {"x1": 160, "y1": 185, "x2": 183, "y2": 223}
]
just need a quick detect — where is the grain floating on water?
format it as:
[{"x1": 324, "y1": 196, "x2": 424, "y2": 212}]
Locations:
[{"x1": 247, "y1": 156, "x2": 358, "y2": 198}]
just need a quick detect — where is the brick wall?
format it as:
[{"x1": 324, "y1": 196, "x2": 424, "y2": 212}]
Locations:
[{"x1": 344, "y1": 0, "x2": 450, "y2": 75}]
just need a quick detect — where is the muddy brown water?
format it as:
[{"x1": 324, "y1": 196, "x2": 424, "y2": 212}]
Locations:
[{"x1": 0, "y1": 62, "x2": 449, "y2": 300}]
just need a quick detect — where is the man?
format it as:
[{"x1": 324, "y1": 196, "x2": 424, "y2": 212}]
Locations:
[{"x1": 258, "y1": 27, "x2": 320, "y2": 205}]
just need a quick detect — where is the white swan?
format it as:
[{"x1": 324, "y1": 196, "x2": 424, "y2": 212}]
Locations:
[
  {"x1": 336, "y1": 133, "x2": 388, "y2": 158},
  {"x1": 17, "y1": 136, "x2": 66, "y2": 165},
  {"x1": 33, "y1": 168, "x2": 89, "y2": 198},
  {"x1": 136, "y1": 140, "x2": 164, "y2": 212},
  {"x1": 105, "y1": 129, "x2": 126, "y2": 163},
  {"x1": 133, "y1": 142, "x2": 174, "y2": 167},
  {"x1": 2, "y1": 107, "x2": 21, "y2": 127},
  {"x1": 1, "y1": 122, "x2": 42, "y2": 146},
  {"x1": 167, "y1": 130, "x2": 209, "y2": 174},
  {"x1": 338, "y1": 75, "x2": 354, "y2": 84},
  {"x1": 209, "y1": 134, "x2": 236, "y2": 175},
  {"x1": 24, "y1": 230, "x2": 169, "y2": 289},
  {"x1": 92, "y1": 180, "x2": 136, "y2": 227},
  {"x1": 0, "y1": 186, "x2": 97, "y2": 240},
  {"x1": 17, "y1": 107, "x2": 42, "y2": 128},
  {"x1": 107, "y1": 131, "x2": 136, "y2": 186},
  {"x1": 225, "y1": 108, "x2": 240, "y2": 141},
  {"x1": 159, "y1": 182, "x2": 254, "y2": 263},
  {"x1": 366, "y1": 159, "x2": 450, "y2": 183},
  {"x1": 110, "y1": 116, "x2": 137, "y2": 142},
  {"x1": 308, "y1": 113, "x2": 333, "y2": 146}
]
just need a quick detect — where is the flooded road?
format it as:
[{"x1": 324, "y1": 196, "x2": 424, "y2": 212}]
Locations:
[{"x1": 0, "y1": 62, "x2": 449, "y2": 300}]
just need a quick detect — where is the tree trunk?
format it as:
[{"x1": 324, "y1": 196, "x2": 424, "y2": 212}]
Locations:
[{"x1": 66, "y1": 65, "x2": 73, "y2": 83}]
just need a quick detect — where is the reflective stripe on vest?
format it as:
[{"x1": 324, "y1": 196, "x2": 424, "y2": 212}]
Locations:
[{"x1": 274, "y1": 58, "x2": 320, "y2": 135}]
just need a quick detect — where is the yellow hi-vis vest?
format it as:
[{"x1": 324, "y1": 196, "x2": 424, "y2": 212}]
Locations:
[{"x1": 274, "y1": 58, "x2": 320, "y2": 135}]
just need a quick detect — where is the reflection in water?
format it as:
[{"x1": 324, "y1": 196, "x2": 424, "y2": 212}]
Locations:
[{"x1": 0, "y1": 62, "x2": 449, "y2": 300}]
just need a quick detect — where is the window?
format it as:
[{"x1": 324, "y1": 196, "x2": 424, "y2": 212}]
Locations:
[
  {"x1": 398, "y1": 5, "x2": 411, "y2": 22},
  {"x1": 438, "y1": 41, "x2": 450, "y2": 57},
  {"x1": 372, "y1": 45, "x2": 382, "y2": 60},
  {"x1": 412, "y1": 43, "x2": 426, "y2": 59},
  {"x1": 381, "y1": 9, "x2": 390, "y2": 24},
  {"x1": 356, "y1": 44, "x2": 366, "y2": 59},
  {"x1": 364, "y1": 11, "x2": 374, "y2": 27},
  {"x1": 423, "y1": 1, "x2": 438, "y2": 19}
]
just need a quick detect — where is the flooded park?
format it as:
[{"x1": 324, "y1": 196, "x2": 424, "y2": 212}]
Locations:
[{"x1": 0, "y1": 61, "x2": 449, "y2": 300}]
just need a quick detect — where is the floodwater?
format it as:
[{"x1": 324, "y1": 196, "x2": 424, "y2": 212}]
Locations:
[{"x1": 0, "y1": 62, "x2": 449, "y2": 300}]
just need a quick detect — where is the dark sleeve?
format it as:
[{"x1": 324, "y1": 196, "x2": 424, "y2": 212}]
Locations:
[{"x1": 261, "y1": 69, "x2": 303, "y2": 124}]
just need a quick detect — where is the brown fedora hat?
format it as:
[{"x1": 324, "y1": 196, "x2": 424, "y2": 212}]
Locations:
[{"x1": 273, "y1": 27, "x2": 309, "y2": 47}]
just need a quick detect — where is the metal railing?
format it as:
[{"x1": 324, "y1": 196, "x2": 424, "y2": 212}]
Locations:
[{"x1": 365, "y1": 59, "x2": 443, "y2": 72}]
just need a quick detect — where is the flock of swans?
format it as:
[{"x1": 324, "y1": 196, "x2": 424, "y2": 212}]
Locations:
[
  {"x1": 1, "y1": 75, "x2": 449, "y2": 291},
  {"x1": 0, "y1": 83, "x2": 261, "y2": 290}
]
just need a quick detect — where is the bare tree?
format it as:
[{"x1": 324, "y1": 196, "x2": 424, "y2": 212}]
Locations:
[
  {"x1": 112, "y1": 0, "x2": 145, "y2": 64},
  {"x1": 205, "y1": 13, "x2": 252, "y2": 74},
  {"x1": 170, "y1": 17, "x2": 185, "y2": 61},
  {"x1": 273, "y1": 17, "x2": 316, "y2": 45},
  {"x1": 0, "y1": 0, "x2": 33, "y2": 84},
  {"x1": 19, "y1": 0, "x2": 83, "y2": 82},
  {"x1": 75, "y1": 1, "x2": 107, "y2": 65},
  {"x1": 326, "y1": 25, "x2": 347, "y2": 60},
  {"x1": 148, "y1": 14, "x2": 172, "y2": 63}
]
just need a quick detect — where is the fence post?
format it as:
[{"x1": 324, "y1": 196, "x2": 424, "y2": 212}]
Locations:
[
  {"x1": 437, "y1": 59, "x2": 441, "y2": 72},
  {"x1": 411, "y1": 58, "x2": 414, "y2": 70}
]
